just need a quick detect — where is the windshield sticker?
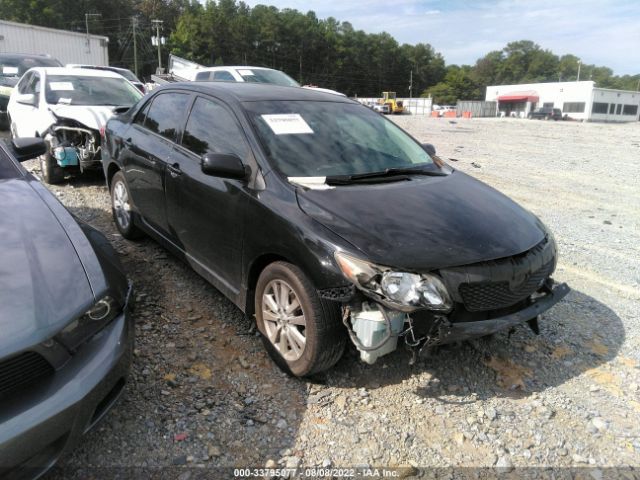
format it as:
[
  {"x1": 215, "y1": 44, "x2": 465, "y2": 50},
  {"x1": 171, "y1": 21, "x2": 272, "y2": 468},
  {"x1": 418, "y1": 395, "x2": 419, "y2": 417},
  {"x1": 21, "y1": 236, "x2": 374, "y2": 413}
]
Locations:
[
  {"x1": 57, "y1": 98, "x2": 72, "y2": 105},
  {"x1": 262, "y1": 114, "x2": 314, "y2": 135},
  {"x1": 288, "y1": 177, "x2": 334, "y2": 190},
  {"x1": 49, "y1": 82, "x2": 75, "y2": 91},
  {"x1": 238, "y1": 69, "x2": 254, "y2": 76},
  {"x1": 2, "y1": 66, "x2": 19, "y2": 75}
]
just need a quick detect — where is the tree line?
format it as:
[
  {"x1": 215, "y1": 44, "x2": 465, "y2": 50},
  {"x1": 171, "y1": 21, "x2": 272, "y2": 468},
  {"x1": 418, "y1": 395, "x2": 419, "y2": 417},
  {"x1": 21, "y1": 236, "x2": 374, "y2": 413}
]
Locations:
[{"x1": 1, "y1": 0, "x2": 638, "y2": 102}]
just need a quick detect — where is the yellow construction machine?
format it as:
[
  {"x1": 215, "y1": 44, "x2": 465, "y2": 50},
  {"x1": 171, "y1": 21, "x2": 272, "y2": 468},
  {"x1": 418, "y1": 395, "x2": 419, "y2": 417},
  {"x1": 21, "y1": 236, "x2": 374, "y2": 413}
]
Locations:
[{"x1": 379, "y1": 91, "x2": 404, "y2": 114}]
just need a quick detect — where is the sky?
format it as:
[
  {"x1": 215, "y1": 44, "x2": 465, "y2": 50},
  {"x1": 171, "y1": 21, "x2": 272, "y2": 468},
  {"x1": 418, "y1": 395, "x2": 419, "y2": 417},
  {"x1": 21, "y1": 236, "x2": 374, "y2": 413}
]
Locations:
[{"x1": 243, "y1": 0, "x2": 640, "y2": 75}]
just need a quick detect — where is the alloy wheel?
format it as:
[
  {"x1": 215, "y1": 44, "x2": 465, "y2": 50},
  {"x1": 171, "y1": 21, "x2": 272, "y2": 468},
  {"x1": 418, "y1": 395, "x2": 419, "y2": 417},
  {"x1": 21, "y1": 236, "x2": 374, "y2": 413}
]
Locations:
[
  {"x1": 261, "y1": 279, "x2": 307, "y2": 361},
  {"x1": 112, "y1": 180, "x2": 131, "y2": 230}
]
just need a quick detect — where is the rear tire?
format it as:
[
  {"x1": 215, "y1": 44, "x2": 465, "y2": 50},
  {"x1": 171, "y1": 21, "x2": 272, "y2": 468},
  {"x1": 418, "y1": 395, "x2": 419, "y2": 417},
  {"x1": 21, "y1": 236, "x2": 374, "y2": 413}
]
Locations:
[
  {"x1": 255, "y1": 261, "x2": 346, "y2": 377},
  {"x1": 110, "y1": 171, "x2": 144, "y2": 239},
  {"x1": 39, "y1": 152, "x2": 64, "y2": 184}
]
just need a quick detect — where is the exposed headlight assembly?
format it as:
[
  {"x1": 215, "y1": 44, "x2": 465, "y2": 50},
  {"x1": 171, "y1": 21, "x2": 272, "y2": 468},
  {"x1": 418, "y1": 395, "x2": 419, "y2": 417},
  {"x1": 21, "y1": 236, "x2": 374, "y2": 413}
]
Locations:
[
  {"x1": 57, "y1": 295, "x2": 122, "y2": 352},
  {"x1": 335, "y1": 252, "x2": 452, "y2": 312}
]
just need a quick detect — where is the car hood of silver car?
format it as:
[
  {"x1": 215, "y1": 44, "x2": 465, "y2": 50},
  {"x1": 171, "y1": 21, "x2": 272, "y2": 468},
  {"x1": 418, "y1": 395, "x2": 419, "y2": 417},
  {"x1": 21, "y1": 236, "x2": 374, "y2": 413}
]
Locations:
[{"x1": 0, "y1": 178, "x2": 100, "y2": 358}]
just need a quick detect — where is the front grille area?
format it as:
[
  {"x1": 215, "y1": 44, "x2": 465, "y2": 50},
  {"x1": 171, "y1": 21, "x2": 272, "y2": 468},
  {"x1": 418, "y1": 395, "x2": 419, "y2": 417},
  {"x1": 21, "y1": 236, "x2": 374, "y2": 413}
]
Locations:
[
  {"x1": 459, "y1": 261, "x2": 553, "y2": 311},
  {"x1": 0, "y1": 351, "x2": 54, "y2": 399}
]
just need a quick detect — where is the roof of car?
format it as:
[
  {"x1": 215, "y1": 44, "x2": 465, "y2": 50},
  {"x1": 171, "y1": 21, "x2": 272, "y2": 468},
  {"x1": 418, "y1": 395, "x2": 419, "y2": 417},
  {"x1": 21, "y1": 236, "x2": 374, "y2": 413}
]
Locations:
[
  {"x1": 0, "y1": 53, "x2": 58, "y2": 60},
  {"x1": 195, "y1": 66, "x2": 276, "y2": 72},
  {"x1": 28, "y1": 67, "x2": 125, "y2": 78},
  {"x1": 156, "y1": 81, "x2": 354, "y2": 103}
]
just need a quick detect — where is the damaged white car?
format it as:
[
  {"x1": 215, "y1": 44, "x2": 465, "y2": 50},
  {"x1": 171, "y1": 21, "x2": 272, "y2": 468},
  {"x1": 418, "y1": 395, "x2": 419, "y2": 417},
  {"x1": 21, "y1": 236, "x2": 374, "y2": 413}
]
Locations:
[{"x1": 7, "y1": 67, "x2": 142, "y2": 183}]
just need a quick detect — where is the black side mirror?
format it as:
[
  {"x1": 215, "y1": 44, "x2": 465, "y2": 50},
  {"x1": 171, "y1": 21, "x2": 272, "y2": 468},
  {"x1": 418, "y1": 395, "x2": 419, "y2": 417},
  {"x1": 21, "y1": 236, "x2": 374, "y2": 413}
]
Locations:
[
  {"x1": 201, "y1": 153, "x2": 249, "y2": 180},
  {"x1": 422, "y1": 143, "x2": 436, "y2": 156},
  {"x1": 10, "y1": 137, "x2": 47, "y2": 162}
]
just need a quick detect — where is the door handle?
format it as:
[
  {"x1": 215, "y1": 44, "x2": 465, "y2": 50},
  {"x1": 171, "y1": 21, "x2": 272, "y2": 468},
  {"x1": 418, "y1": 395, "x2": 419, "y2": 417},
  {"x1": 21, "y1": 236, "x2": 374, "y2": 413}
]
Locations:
[{"x1": 168, "y1": 163, "x2": 182, "y2": 178}]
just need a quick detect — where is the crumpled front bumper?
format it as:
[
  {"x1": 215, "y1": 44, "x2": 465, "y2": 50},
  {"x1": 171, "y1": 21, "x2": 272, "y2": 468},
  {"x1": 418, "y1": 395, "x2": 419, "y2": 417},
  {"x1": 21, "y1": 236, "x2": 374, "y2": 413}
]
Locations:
[{"x1": 438, "y1": 282, "x2": 571, "y2": 344}]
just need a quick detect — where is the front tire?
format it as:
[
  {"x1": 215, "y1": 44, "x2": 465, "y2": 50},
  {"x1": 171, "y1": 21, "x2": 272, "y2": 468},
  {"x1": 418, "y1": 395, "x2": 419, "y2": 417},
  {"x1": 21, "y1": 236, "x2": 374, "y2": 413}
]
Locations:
[
  {"x1": 39, "y1": 152, "x2": 64, "y2": 184},
  {"x1": 110, "y1": 171, "x2": 144, "y2": 239},
  {"x1": 255, "y1": 261, "x2": 346, "y2": 377}
]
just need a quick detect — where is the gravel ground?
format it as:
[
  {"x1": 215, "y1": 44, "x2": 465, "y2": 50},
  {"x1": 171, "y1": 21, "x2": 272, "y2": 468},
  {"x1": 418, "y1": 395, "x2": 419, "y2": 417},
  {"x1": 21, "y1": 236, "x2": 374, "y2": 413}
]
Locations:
[{"x1": 3, "y1": 116, "x2": 640, "y2": 478}]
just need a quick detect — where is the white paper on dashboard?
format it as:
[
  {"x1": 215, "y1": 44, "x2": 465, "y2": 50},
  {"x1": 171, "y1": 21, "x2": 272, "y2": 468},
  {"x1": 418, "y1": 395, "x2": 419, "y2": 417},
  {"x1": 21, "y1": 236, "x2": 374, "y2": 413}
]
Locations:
[
  {"x1": 262, "y1": 114, "x2": 314, "y2": 135},
  {"x1": 238, "y1": 69, "x2": 254, "y2": 76},
  {"x1": 49, "y1": 82, "x2": 75, "y2": 91},
  {"x1": 2, "y1": 66, "x2": 19, "y2": 75}
]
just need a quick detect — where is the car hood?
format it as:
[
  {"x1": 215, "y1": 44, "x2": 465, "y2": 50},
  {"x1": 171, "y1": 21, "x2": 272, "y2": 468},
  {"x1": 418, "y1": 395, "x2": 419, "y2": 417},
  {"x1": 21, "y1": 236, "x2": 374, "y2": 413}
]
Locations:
[
  {"x1": 0, "y1": 179, "x2": 95, "y2": 357},
  {"x1": 0, "y1": 78, "x2": 17, "y2": 97},
  {"x1": 50, "y1": 105, "x2": 116, "y2": 130},
  {"x1": 296, "y1": 171, "x2": 546, "y2": 271}
]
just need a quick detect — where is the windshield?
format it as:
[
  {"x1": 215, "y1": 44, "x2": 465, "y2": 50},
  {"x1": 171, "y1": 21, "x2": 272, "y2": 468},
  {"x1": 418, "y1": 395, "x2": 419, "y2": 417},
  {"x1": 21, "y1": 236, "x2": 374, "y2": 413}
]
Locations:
[
  {"x1": 0, "y1": 147, "x2": 20, "y2": 180},
  {"x1": 237, "y1": 69, "x2": 299, "y2": 87},
  {"x1": 0, "y1": 56, "x2": 60, "y2": 78},
  {"x1": 246, "y1": 101, "x2": 435, "y2": 177},
  {"x1": 117, "y1": 69, "x2": 140, "y2": 83},
  {"x1": 45, "y1": 75, "x2": 142, "y2": 106}
]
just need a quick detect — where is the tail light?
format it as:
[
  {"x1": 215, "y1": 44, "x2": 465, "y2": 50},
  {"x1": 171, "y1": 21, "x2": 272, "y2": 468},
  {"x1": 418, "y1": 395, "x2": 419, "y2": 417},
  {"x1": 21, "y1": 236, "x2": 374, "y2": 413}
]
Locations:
[{"x1": 99, "y1": 125, "x2": 106, "y2": 138}]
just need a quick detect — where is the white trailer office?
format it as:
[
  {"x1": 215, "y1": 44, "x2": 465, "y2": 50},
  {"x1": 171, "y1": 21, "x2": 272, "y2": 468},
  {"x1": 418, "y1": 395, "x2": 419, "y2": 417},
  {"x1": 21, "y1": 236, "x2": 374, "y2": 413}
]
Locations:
[
  {"x1": 486, "y1": 81, "x2": 640, "y2": 122},
  {"x1": 0, "y1": 19, "x2": 108, "y2": 66}
]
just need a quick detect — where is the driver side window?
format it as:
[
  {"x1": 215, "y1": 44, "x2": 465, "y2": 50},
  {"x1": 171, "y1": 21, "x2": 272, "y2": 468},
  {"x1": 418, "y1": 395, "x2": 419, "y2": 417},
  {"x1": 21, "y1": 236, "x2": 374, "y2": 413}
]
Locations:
[
  {"x1": 134, "y1": 101, "x2": 151, "y2": 127},
  {"x1": 18, "y1": 72, "x2": 33, "y2": 94}
]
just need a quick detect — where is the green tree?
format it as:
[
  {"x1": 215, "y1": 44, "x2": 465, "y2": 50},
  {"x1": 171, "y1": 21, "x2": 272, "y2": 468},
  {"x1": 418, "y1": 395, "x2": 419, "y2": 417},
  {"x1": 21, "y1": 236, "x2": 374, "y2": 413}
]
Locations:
[{"x1": 423, "y1": 65, "x2": 480, "y2": 104}]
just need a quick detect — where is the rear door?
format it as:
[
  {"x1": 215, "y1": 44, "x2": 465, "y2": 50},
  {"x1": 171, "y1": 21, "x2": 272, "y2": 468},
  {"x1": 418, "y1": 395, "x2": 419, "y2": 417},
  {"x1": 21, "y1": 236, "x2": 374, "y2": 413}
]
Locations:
[
  {"x1": 120, "y1": 91, "x2": 191, "y2": 237},
  {"x1": 165, "y1": 95, "x2": 251, "y2": 296}
]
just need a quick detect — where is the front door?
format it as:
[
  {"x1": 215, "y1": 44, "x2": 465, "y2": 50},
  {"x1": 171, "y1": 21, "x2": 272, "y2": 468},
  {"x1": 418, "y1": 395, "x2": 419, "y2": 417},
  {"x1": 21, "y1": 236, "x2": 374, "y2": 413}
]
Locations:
[
  {"x1": 11, "y1": 72, "x2": 40, "y2": 137},
  {"x1": 121, "y1": 92, "x2": 191, "y2": 237},
  {"x1": 165, "y1": 96, "x2": 250, "y2": 296}
]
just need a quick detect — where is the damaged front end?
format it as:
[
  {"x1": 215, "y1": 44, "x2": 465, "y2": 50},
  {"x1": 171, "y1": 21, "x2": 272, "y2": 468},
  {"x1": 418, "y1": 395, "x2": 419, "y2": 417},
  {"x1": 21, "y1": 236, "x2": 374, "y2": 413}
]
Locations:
[
  {"x1": 331, "y1": 235, "x2": 570, "y2": 365},
  {"x1": 44, "y1": 116, "x2": 102, "y2": 171}
]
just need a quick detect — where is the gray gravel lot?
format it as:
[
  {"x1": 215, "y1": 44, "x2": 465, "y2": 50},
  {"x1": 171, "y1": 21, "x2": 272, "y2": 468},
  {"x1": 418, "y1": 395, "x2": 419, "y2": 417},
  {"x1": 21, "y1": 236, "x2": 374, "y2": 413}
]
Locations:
[{"x1": 3, "y1": 115, "x2": 640, "y2": 477}]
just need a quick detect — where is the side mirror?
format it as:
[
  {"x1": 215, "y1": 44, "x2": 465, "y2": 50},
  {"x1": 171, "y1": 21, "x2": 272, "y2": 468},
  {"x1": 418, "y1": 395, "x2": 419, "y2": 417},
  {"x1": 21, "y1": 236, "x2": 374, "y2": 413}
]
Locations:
[
  {"x1": 422, "y1": 143, "x2": 436, "y2": 156},
  {"x1": 10, "y1": 137, "x2": 47, "y2": 162},
  {"x1": 201, "y1": 153, "x2": 249, "y2": 180},
  {"x1": 15, "y1": 93, "x2": 36, "y2": 106}
]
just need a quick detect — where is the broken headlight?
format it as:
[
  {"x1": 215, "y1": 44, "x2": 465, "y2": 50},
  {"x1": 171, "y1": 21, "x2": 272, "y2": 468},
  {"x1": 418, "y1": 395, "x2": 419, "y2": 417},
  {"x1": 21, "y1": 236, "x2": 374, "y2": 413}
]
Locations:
[
  {"x1": 335, "y1": 252, "x2": 452, "y2": 312},
  {"x1": 57, "y1": 295, "x2": 122, "y2": 352}
]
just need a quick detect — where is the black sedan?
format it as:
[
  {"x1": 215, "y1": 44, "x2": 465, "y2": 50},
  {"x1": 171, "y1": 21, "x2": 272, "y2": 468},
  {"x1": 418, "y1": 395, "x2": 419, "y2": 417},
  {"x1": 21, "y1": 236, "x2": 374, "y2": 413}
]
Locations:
[
  {"x1": 0, "y1": 138, "x2": 133, "y2": 477},
  {"x1": 528, "y1": 107, "x2": 563, "y2": 120},
  {"x1": 102, "y1": 82, "x2": 569, "y2": 376}
]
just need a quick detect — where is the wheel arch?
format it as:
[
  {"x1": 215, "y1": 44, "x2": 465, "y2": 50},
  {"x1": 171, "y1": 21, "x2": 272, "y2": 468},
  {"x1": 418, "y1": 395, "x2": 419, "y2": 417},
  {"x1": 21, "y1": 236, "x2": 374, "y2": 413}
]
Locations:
[
  {"x1": 106, "y1": 162, "x2": 121, "y2": 189},
  {"x1": 243, "y1": 253, "x2": 291, "y2": 318}
]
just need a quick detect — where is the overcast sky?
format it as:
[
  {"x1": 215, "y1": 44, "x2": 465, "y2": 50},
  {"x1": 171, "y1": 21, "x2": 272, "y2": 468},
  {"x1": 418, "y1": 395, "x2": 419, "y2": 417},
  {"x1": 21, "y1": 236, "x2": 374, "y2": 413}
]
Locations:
[{"x1": 244, "y1": 0, "x2": 639, "y2": 75}]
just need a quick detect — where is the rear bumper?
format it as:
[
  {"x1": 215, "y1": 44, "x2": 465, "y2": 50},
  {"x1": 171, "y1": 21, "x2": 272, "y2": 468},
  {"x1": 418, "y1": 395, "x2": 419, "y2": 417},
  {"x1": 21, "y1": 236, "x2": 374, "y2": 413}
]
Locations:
[
  {"x1": 0, "y1": 292, "x2": 134, "y2": 479},
  {"x1": 440, "y1": 282, "x2": 570, "y2": 344}
]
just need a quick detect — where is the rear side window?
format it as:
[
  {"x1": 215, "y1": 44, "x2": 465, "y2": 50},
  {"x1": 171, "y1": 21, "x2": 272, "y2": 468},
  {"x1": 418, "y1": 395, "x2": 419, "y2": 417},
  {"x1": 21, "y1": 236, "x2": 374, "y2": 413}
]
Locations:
[
  {"x1": 181, "y1": 97, "x2": 248, "y2": 158},
  {"x1": 144, "y1": 93, "x2": 191, "y2": 142},
  {"x1": 195, "y1": 72, "x2": 212, "y2": 81},
  {"x1": 213, "y1": 71, "x2": 235, "y2": 81}
]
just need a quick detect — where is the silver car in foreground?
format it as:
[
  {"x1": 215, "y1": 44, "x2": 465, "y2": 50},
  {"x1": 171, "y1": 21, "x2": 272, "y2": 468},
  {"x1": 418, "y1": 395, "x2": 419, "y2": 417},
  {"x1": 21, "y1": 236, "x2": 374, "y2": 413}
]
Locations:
[{"x1": 0, "y1": 138, "x2": 134, "y2": 479}]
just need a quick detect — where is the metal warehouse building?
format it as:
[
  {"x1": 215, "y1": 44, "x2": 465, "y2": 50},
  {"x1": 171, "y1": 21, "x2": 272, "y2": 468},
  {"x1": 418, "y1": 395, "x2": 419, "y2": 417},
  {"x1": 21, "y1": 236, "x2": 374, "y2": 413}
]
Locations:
[
  {"x1": 0, "y1": 19, "x2": 108, "y2": 66},
  {"x1": 485, "y1": 81, "x2": 640, "y2": 122}
]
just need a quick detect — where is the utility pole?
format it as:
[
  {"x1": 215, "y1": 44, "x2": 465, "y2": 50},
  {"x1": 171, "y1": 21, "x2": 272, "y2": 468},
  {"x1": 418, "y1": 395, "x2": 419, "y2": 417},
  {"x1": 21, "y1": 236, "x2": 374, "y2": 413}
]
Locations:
[
  {"x1": 576, "y1": 60, "x2": 581, "y2": 82},
  {"x1": 152, "y1": 19, "x2": 164, "y2": 73},
  {"x1": 132, "y1": 17, "x2": 138, "y2": 78},
  {"x1": 85, "y1": 13, "x2": 101, "y2": 54},
  {"x1": 409, "y1": 69, "x2": 413, "y2": 99}
]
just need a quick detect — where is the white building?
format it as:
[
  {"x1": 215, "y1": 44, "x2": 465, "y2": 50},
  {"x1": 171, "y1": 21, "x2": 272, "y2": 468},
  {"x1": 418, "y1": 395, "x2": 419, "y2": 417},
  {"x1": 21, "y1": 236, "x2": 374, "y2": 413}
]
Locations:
[
  {"x1": 0, "y1": 19, "x2": 109, "y2": 66},
  {"x1": 485, "y1": 81, "x2": 640, "y2": 122}
]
